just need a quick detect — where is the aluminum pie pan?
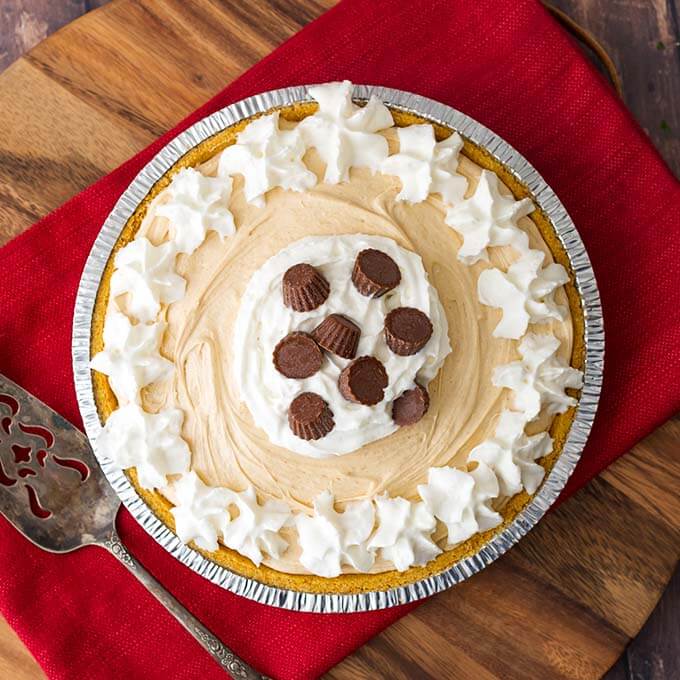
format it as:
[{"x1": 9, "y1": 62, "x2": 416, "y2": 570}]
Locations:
[{"x1": 72, "y1": 84, "x2": 604, "y2": 613}]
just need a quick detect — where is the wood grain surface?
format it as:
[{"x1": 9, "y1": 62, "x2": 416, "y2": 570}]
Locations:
[{"x1": 0, "y1": 1, "x2": 678, "y2": 679}]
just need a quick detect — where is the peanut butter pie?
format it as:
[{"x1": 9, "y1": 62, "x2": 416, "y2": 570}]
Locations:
[{"x1": 90, "y1": 81, "x2": 584, "y2": 591}]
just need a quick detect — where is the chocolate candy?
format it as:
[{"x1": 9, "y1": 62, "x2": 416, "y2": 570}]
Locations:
[
  {"x1": 384, "y1": 307, "x2": 433, "y2": 356},
  {"x1": 282, "y1": 263, "x2": 330, "y2": 312},
  {"x1": 312, "y1": 314, "x2": 361, "y2": 359},
  {"x1": 273, "y1": 332, "x2": 323, "y2": 379},
  {"x1": 288, "y1": 392, "x2": 335, "y2": 440},
  {"x1": 338, "y1": 356, "x2": 388, "y2": 406},
  {"x1": 352, "y1": 249, "x2": 401, "y2": 298},
  {"x1": 392, "y1": 383, "x2": 430, "y2": 426}
]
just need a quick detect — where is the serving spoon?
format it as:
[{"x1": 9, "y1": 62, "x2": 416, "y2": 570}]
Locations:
[{"x1": 0, "y1": 372, "x2": 266, "y2": 679}]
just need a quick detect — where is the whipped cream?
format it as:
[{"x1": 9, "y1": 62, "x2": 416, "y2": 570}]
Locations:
[
  {"x1": 493, "y1": 333, "x2": 583, "y2": 421},
  {"x1": 445, "y1": 169, "x2": 533, "y2": 264},
  {"x1": 218, "y1": 112, "x2": 316, "y2": 207},
  {"x1": 477, "y1": 249, "x2": 569, "y2": 339},
  {"x1": 368, "y1": 495, "x2": 441, "y2": 572},
  {"x1": 90, "y1": 311, "x2": 172, "y2": 404},
  {"x1": 220, "y1": 486, "x2": 291, "y2": 566},
  {"x1": 171, "y1": 471, "x2": 232, "y2": 552},
  {"x1": 233, "y1": 234, "x2": 451, "y2": 458},
  {"x1": 295, "y1": 491, "x2": 375, "y2": 577},
  {"x1": 110, "y1": 238, "x2": 185, "y2": 323},
  {"x1": 468, "y1": 410, "x2": 552, "y2": 496},
  {"x1": 299, "y1": 80, "x2": 394, "y2": 184},
  {"x1": 171, "y1": 472, "x2": 291, "y2": 562},
  {"x1": 156, "y1": 167, "x2": 235, "y2": 255},
  {"x1": 381, "y1": 124, "x2": 467, "y2": 204},
  {"x1": 418, "y1": 464, "x2": 502, "y2": 546},
  {"x1": 96, "y1": 403, "x2": 190, "y2": 490}
]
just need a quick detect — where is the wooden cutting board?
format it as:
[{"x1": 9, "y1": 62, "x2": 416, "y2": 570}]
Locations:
[{"x1": 0, "y1": 1, "x2": 678, "y2": 678}]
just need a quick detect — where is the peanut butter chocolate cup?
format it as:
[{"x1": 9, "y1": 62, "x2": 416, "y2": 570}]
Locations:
[
  {"x1": 273, "y1": 332, "x2": 323, "y2": 379},
  {"x1": 338, "y1": 356, "x2": 388, "y2": 406},
  {"x1": 352, "y1": 249, "x2": 401, "y2": 298},
  {"x1": 384, "y1": 307, "x2": 433, "y2": 356},
  {"x1": 392, "y1": 383, "x2": 430, "y2": 426},
  {"x1": 288, "y1": 392, "x2": 335, "y2": 440},
  {"x1": 312, "y1": 314, "x2": 361, "y2": 359},
  {"x1": 282, "y1": 263, "x2": 330, "y2": 311}
]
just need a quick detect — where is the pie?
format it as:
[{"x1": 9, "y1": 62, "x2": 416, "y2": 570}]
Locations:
[{"x1": 90, "y1": 81, "x2": 584, "y2": 593}]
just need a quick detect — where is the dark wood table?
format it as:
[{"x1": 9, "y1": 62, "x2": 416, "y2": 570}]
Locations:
[{"x1": 0, "y1": 2, "x2": 678, "y2": 679}]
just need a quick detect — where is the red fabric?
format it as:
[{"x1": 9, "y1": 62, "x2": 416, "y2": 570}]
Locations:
[{"x1": 1, "y1": 0, "x2": 679, "y2": 677}]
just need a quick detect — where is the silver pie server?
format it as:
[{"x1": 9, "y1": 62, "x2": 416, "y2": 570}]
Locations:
[{"x1": 0, "y1": 372, "x2": 267, "y2": 680}]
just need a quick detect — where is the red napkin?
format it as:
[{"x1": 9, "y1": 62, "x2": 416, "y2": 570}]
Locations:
[{"x1": 1, "y1": 0, "x2": 679, "y2": 678}]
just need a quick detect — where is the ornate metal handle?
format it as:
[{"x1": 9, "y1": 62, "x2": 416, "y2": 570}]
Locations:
[{"x1": 102, "y1": 529, "x2": 267, "y2": 679}]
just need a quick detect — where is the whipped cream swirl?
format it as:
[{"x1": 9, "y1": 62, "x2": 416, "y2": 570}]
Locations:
[
  {"x1": 418, "y1": 464, "x2": 502, "y2": 546},
  {"x1": 299, "y1": 80, "x2": 394, "y2": 184},
  {"x1": 445, "y1": 169, "x2": 533, "y2": 264},
  {"x1": 468, "y1": 410, "x2": 552, "y2": 496},
  {"x1": 295, "y1": 491, "x2": 375, "y2": 578},
  {"x1": 477, "y1": 249, "x2": 569, "y2": 339},
  {"x1": 171, "y1": 471, "x2": 232, "y2": 552},
  {"x1": 218, "y1": 112, "x2": 316, "y2": 207},
  {"x1": 493, "y1": 333, "x2": 583, "y2": 421},
  {"x1": 90, "y1": 311, "x2": 172, "y2": 404},
  {"x1": 381, "y1": 124, "x2": 467, "y2": 204},
  {"x1": 156, "y1": 167, "x2": 235, "y2": 255},
  {"x1": 96, "y1": 403, "x2": 190, "y2": 490},
  {"x1": 110, "y1": 238, "x2": 185, "y2": 323},
  {"x1": 368, "y1": 495, "x2": 441, "y2": 572},
  {"x1": 219, "y1": 486, "x2": 291, "y2": 566}
]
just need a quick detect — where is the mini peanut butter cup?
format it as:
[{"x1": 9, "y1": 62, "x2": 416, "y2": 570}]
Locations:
[
  {"x1": 384, "y1": 307, "x2": 433, "y2": 356},
  {"x1": 338, "y1": 356, "x2": 388, "y2": 406},
  {"x1": 273, "y1": 332, "x2": 323, "y2": 379},
  {"x1": 282, "y1": 263, "x2": 330, "y2": 312},
  {"x1": 392, "y1": 383, "x2": 430, "y2": 426},
  {"x1": 311, "y1": 314, "x2": 361, "y2": 359},
  {"x1": 288, "y1": 392, "x2": 335, "y2": 440},
  {"x1": 352, "y1": 249, "x2": 401, "y2": 298}
]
